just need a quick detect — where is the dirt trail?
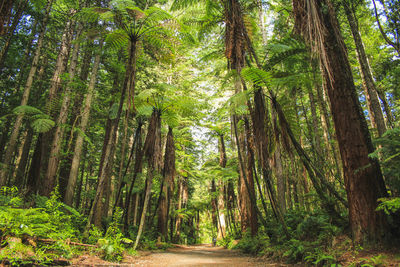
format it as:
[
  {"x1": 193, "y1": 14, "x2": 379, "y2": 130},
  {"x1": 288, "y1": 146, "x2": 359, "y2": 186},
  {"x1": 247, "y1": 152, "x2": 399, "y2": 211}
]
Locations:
[{"x1": 131, "y1": 244, "x2": 290, "y2": 267}]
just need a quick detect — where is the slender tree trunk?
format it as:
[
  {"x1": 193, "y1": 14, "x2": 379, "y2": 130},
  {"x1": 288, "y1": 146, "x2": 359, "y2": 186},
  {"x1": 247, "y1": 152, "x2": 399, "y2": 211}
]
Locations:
[
  {"x1": 64, "y1": 40, "x2": 103, "y2": 205},
  {"x1": 26, "y1": 135, "x2": 42, "y2": 195},
  {"x1": 0, "y1": 0, "x2": 53, "y2": 187},
  {"x1": 0, "y1": 0, "x2": 14, "y2": 36},
  {"x1": 307, "y1": 86, "x2": 323, "y2": 159},
  {"x1": 316, "y1": 81, "x2": 341, "y2": 178},
  {"x1": 343, "y1": 1, "x2": 386, "y2": 137},
  {"x1": 217, "y1": 134, "x2": 227, "y2": 238},
  {"x1": 112, "y1": 110, "x2": 131, "y2": 210},
  {"x1": 132, "y1": 193, "x2": 139, "y2": 226},
  {"x1": 274, "y1": 143, "x2": 286, "y2": 214},
  {"x1": 244, "y1": 119, "x2": 258, "y2": 236},
  {"x1": 232, "y1": 115, "x2": 268, "y2": 233},
  {"x1": 0, "y1": 0, "x2": 27, "y2": 72},
  {"x1": 74, "y1": 154, "x2": 86, "y2": 209},
  {"x1": 134, "y1": 109, "x2": 162, "y2": 249},
  {"x1": 174, "y1": 176, "x2": 183, "y2": 242},
  {"x1": 158, "y1": 127, "x2": 175, "y2": 241},
  {"x1": 86, "y1": 41, "x2": 137, "y2": 231},
  {"x1": 44, "y1": 24, "x2": 83, "y2": 196},
  {"x1": 123, "y1": 121, "x2": 144, "y2": 229},
  {"x1": 39, "y1": 13, "x2": 75, "y2": 196},
  {"x1": 14, "y1": 128, "x2": 33, "y2": 188},
  {"x1": 211, "y1": 179, "x2": 219, "y2": 235},
  {"x1": 293, "y1": 0, "x2": 390, "y2": 244},
  {"x1": 0, "y1": 117, "x2": 11, "y2": 160}
]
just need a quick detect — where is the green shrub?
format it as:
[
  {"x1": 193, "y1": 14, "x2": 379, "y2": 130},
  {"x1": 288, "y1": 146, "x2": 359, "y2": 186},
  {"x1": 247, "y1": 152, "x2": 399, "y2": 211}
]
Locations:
[
  {"x1": 97, "y1": 208, "x2": 133, "y2": 262},
  {"x1": 233, "y1": 232, "x2": 269, "y2": 255}
]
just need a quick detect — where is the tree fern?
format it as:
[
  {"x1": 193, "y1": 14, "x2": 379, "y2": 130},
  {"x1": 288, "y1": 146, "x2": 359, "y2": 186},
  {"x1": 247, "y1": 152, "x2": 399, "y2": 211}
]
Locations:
[
  {"x1": 31, "y1": 119, "x2": 56, "y2": 133},
  {"x1": 12, "y1": 105, "x2": 44, "y2": 116},
  {"x1": 12, "y1": 105, "x2": 56, "y2": 133}
]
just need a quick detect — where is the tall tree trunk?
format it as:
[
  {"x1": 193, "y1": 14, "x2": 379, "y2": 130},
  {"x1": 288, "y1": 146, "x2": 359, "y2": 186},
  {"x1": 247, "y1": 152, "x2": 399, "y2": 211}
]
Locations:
[
  {"x1": 134, "y1": 109, "x2": 162, "y2": 249},
  {"x1": 0, "y1": 0, "x2": 14, "y2": 36},
  {"x1": 211, "y1": 179, "x2": 219, "y2": 235},
  {"x1": 14, "y1": 128, "x2": 33, "y2": 188},
  {"x1": 26, "y1": 135, "x2": 42, "y2": 195},
  {"x1": 86, "y1": 40, "x2": 137, "y2": 231},
  {"x1": 39, "y1": 13, "x2": 75, "y2": 196},
  {"x1": 158, "y1": 127, "x2": 175, "y2": 241},
  {"x1": 0, "y1": 0, "x2": 27, "y2": 72},
  {"x1": 271, "y1": 103, "x2": 286, "y2": 214},
  {"x1": 174, "y1": 176, "x2": 183, "y2": 242},
  {"x1": 316, "y1": 80, "x2": 341, "y2": 178},
  {"x1": 343, "y1": 1, "x2": 387, "y2": 137},
  {"x1": 0, "y1": 117, "x2": 11, "y2": 160},
  {"x1": 74, "y1": 154, "x2": 86, "y2": 209},
  {"x1": 233, "y1": 113, "x2": 266, "y2": 235},
  {"x1": 123, "y1": 121, "x2": 144, "y2": 229},
  {"x1": 0, "y1": 0, "x2": 53, "y2": 187},
  {"x1": 64, "y1": 40, "x2": 103, "y2": 205},
  {"x1": 293, "y1": 0, "x2": 390, "y2": 244},
  {"x1": 243, "y1": 119, "x2": 258, "y2": 236},
  {"x1": 45, "y1": 24, "x2": 83, "y2": 196},
  {"x1": 217, "y1": 134, "x2": 227, "y2": 238}
]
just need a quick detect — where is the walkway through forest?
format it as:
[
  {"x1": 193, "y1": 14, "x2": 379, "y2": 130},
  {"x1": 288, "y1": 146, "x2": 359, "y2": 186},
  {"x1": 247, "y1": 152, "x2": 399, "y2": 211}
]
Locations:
[{"x1": 130, "y1": 245, "x2": 294, "y2": 267}]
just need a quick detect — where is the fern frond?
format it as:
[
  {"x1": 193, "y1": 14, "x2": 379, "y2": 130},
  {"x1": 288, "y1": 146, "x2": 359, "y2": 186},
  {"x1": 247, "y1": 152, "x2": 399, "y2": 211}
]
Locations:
[
  {"x1": 241, "y1": 67, "x2": 272, "y2": 87},
  {"x1": 105, "y1": 29, "x2": 128, "y2": 50},
  {"x1": 31, "y1": 119, "x2": 55, "y2": 133},
  {"x1": 171, "y1": 0, "x2": 201, "y2": 11},
  {"x1": 13, "y1": 105, "x2": 44, "y2": 116}
]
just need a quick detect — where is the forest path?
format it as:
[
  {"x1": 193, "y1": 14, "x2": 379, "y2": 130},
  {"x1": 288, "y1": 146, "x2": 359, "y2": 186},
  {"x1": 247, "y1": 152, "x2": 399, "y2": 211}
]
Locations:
[{"x1": 132, "y1": 244, "x2": 292, "y2": 266}]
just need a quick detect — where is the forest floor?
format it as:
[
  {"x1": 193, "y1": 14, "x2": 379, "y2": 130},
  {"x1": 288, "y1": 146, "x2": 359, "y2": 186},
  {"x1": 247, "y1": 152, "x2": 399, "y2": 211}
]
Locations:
[
  {"x1": 69, "y1": 243, "x2": 400, "y2": 266},
  {"x1": 130, "y1": 244, "x2": 295, "y2": 266},
  {"x1": 71, "y1": 244, "x2": 299, "y2": 266}
]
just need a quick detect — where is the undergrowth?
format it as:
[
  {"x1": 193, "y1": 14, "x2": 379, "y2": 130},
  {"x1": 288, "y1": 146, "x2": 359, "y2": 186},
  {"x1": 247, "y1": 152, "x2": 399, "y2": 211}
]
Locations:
[
  {"x1": 230, "y1": 208, "x2": 343, "y2": 266},
  {"x1": 0, "y1": 187, "x2": 136, "y2": 264}
]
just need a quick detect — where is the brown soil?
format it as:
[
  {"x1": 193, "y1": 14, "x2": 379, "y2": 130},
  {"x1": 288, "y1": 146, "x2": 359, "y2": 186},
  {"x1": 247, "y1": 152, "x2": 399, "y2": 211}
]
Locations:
[
  {"x1": 131, "y1": 244, "x2": 289, "y2": 267},
  {"x1": 70, "y1": 244, "x2": 292, "y2": 266},
  {"x1": 69, "y1": 244, "x2": 400, "y2": 266}
]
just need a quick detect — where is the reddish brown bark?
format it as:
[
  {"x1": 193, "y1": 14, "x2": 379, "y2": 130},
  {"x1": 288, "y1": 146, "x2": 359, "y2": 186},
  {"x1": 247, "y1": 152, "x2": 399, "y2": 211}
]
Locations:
[{"x1": 293, "y1": 0, "x2": 390, "y2": 244}]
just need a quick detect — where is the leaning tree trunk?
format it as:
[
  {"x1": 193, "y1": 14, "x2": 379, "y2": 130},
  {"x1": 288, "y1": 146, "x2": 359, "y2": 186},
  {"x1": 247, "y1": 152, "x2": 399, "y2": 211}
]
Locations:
[
  {"x1": 293, "y1": 0, "x2": 390, "y2": 244},
  {"x1": 343, "y1": 1, "x2": 386, "y2": 137},
  {"x1": 64, "y1": 40, "x2": 103, "y2": 206},
  {"x1": 0, "y1": 0, "x2": 53, "y2": 187}
]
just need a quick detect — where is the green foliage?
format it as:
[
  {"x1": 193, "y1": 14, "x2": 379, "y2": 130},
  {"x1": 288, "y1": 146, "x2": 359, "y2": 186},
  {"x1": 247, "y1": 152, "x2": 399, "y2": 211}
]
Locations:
[
  {"x1": 97, "y1": 208, "x2": 133, "y2": 262},
  {"x1": 258, "y1": 209, "x2": 341, "y2": 264},
  {"x1": 371, "y1": 127, "x2": 400, "y2": 194},
  {"x1": 0, "y1": 187, "x2": 86, "y2": 264},
  {"x1": 376, "y1": 197, "x2": 400, "y2": 214},
  {"x1": 233, "y1": 232, "x2": 269, "y2": 255},
  {"x1": 11, "y1": 105, "x2": 55, "y2": 133},
  {"x1": 360, "y1": 254, "x2": 388, "y2": 267}
]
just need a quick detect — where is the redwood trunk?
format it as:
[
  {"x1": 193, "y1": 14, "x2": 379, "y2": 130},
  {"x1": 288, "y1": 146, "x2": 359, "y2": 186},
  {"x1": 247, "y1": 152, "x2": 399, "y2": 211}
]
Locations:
[{"x1": 293, "y1": 0, "x2": 390, "y2": 243}]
